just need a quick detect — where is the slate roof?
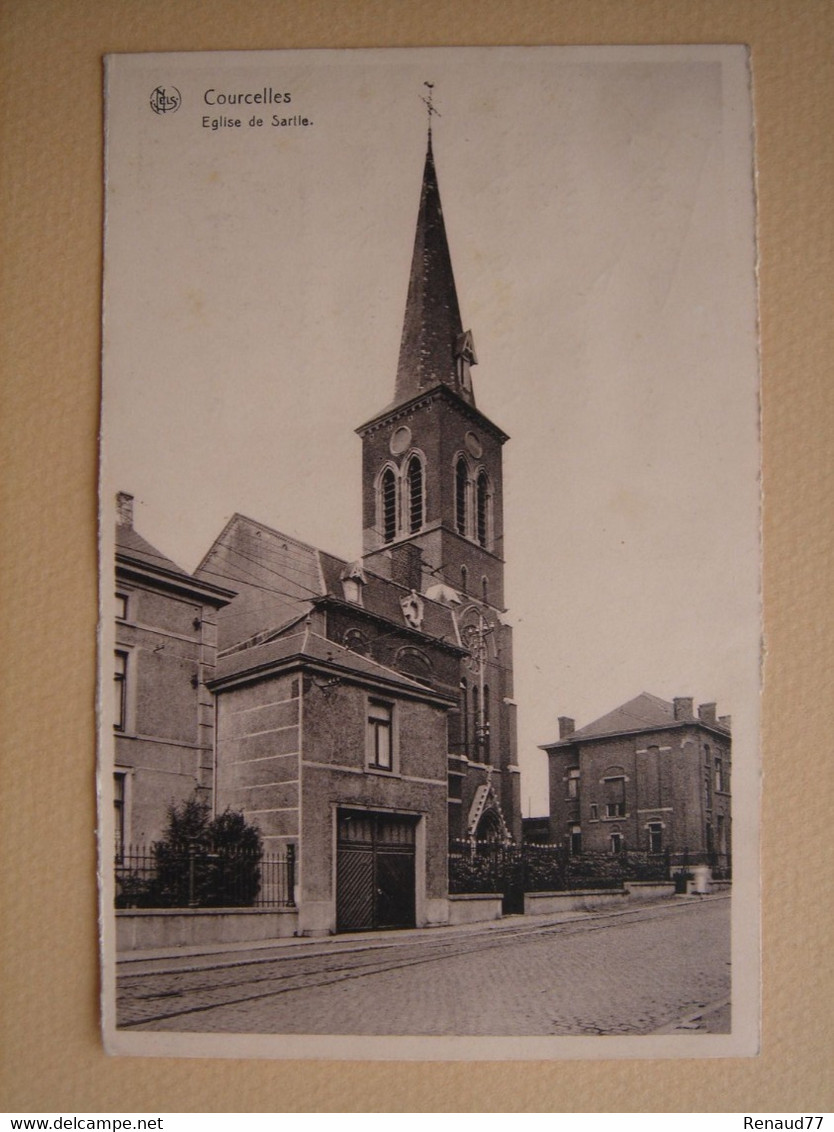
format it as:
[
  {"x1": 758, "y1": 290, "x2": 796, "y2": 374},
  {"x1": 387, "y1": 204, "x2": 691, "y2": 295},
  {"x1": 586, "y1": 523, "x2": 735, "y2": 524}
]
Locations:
[
  {"x1": 541, "y1": 692, "x2": 721, "y2": 749},
  {"x1": 572, "y1": 692, "x2": 677, "y2": 740},
  {"x1": 116, "y1": 523, "x2": 235, "y2": 605},
  {"x1": 211, "y1": 626, "x2": 455, "y2": 705},
  {"x1": 195, "y1": 512, "x2": 463, "y2": 654},
  {"x1": 116, "y1": 524, "x2": 195, "y2": 580},
  {"x1": 195, "y1": 515, "x2": 323, "y2": 650},
  {"x1": 393, "y1": 135, "x2": 474, "y2": 410}
]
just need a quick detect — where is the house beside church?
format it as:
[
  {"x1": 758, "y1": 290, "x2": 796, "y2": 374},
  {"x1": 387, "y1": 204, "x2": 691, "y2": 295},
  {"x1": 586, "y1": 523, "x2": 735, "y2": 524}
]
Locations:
[
  {"x1": 541, "y1": 692, "x2": 731, "y2": 867},
  {"x1": 113, "y1": 492, "x2": 235, "y2": 851}
]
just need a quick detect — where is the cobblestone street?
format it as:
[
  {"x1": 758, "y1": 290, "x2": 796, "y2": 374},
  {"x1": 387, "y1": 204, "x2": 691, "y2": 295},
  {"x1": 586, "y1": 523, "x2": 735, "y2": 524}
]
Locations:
[{"x1": 117, "y1": 894, "x2": 730, "y2": 1037}]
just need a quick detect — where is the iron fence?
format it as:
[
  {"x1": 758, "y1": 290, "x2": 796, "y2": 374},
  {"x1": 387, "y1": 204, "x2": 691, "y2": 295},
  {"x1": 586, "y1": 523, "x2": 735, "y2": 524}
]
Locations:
[
  {"x1": 448, "y1": 840, "x2": 731, "y2": 898},
  {"x1": 448, "y1": 838, "x2": 626, "y2": 897},
  {"x1": 115, "y1": 842, "x2": 295, "y2": 909}
]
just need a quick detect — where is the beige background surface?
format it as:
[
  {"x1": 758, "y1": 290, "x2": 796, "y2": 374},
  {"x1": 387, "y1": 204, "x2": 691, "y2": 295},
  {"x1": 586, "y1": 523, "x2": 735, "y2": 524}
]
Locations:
[{"x1": 1, "y1": 0, "x2": 831, "y2": 1113}]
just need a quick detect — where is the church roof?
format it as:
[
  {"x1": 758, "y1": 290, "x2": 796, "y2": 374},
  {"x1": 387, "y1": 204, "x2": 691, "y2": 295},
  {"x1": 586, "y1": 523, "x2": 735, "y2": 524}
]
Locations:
[
  {"x1": 195, "y1": 515, "x2": 326, "y2": 651},
  {"x1": 211, "y1": 625, "x2": 455, "y2": 706},
  {"x1": 195, "y1": 512, "x2": 462, "y2": 654},
  {"x1": 394, "y1": 134, "x2": 475, "y2": 410}
]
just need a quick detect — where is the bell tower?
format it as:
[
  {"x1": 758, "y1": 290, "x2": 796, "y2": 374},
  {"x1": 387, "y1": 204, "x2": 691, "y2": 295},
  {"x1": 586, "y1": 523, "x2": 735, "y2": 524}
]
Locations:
[
  {"x1": 356, "y1": 107, "x2": 521, "y2": 842},
  {"x1": 356, "y1": 127, "x2": 509, "y2": 611}
]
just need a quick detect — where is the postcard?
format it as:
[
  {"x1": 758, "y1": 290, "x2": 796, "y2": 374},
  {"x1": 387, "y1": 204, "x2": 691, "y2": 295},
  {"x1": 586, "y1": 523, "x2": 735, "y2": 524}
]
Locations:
[{"x1": 100, "y1": 45, "x2": 760, "y2": 1059}]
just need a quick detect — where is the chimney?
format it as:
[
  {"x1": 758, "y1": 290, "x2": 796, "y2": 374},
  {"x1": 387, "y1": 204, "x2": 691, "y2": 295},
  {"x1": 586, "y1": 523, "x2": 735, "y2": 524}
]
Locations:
[
  {"x1": 391, "y1": 543, "x2": 423, "y2": 593},
  {"x1": 558, "y1": 716, "x2": 575, "y2": 739},
  {"x1": 719, "y1": 714, "x2": 732, "y2": 730},
  {"x1": 116, "y1": 491, "x2": 134, "y2": 528},
  {"x1": 673, "y1": 696, "x2": 694, "y2": 721},
  {"x1": 698, "y1": 702, "x2": 717, "y2": 725}
]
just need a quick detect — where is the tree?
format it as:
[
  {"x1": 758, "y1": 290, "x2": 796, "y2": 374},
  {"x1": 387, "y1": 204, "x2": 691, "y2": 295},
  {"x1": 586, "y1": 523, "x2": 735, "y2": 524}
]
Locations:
[{"x1": 151, "y1": 797, "x2": 263, "y2": 907}]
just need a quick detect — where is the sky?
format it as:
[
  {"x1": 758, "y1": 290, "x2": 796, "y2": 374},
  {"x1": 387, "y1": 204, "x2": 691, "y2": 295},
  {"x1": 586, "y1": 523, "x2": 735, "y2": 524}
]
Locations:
[{"x1": 102, "y1": 46, "x2": 760, "y2": 815}]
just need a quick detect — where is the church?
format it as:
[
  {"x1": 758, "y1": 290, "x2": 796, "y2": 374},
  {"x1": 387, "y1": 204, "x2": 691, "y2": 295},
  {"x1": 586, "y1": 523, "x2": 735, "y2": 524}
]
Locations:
[{"x1": 114, "y1": 122, "x2": 522, "y2": 936}]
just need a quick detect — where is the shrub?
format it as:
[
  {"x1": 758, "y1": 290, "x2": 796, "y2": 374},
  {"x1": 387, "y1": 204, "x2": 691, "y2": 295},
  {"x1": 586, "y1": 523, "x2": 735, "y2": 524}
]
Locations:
[{"x1": 151, "y1": 798, "x2": 263, "y2": 907}]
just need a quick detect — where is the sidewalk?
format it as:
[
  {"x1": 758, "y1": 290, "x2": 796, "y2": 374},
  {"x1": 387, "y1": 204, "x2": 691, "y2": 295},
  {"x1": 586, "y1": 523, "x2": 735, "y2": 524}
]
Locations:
[{"x1": 116, "y1": 891, "x2": 729, "y2": 976}]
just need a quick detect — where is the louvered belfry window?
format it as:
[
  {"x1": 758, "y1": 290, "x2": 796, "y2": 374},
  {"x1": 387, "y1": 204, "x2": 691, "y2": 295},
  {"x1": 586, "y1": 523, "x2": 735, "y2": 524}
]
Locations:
[
  {"x1": 476, "y1": 471, "x2": 489, "y2": 547},
  {"x1": 407, "y1": 455, "x2": 423, "y2": 533},
  {"x1": 455, "y1": 457, "x2": 468, "y2": 535},
  {"x1": 381, "y1": 467, "x2": 397, "y2": 543}
]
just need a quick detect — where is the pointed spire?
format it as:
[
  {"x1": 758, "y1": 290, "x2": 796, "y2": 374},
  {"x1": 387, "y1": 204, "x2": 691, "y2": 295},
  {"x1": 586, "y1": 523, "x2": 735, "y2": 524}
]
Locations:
[{"x1": 394, "y1": 116, "x2": 477, "y2": 408}]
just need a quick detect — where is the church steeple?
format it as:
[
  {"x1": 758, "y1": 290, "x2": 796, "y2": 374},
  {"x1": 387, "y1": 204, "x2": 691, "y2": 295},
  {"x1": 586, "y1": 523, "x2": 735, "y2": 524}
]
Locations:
[
  {"x1": 358, "y1": 105, "x2": 508, "y2": 608},
  {"x1": 395, "y1": 129, "x2": 477, "y2": 408}
]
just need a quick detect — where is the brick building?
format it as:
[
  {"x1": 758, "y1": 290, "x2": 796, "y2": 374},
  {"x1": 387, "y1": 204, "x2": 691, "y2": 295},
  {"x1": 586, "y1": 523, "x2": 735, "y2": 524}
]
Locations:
[{"x1": 541, "y1": 693, "x2": 731, "y2": 865}]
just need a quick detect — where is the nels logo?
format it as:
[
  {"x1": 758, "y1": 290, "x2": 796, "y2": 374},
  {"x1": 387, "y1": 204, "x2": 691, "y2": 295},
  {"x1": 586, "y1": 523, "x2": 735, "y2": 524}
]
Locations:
[{"x1": 150, "y1": 86, "x2": 181, "y2": 114}]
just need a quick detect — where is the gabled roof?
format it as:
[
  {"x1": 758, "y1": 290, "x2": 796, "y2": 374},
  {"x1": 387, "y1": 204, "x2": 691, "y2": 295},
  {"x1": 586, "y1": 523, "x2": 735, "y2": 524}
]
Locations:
[
  {"x1": 355, "y1": 382, "x2": 509, "y2": 443},
  {"x1": 196, "y1": 512, "x2": 463, "y2": 654},
  {"x1": 116, "y1": 523, "x2": 235, "y2": 606},
  {"x1": 116, "y1": 524, "x2": 194, "y2": 580},
  {"x1": 195, "y1": 515, "x2": 323, "y2": 650},
  {"x1": 211, "y1": 625, "x2": 455, "y2": 706}
]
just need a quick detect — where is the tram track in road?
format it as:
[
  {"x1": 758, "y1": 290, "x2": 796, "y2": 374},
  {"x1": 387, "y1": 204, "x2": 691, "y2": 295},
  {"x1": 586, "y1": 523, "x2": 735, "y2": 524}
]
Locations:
[{"x1": 117, "y1": 895, "x2": 729, "y2": 1030}]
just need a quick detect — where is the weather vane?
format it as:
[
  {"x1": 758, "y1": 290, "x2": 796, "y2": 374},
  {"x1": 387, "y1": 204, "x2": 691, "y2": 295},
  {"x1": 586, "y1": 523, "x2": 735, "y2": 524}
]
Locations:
[{"x1": 420, "y1": 81, "x2": 441, "y2": 137}]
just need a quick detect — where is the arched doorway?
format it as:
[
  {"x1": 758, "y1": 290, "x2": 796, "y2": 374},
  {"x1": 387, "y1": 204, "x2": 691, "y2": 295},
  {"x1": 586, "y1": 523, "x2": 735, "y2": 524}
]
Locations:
[{"x1": 475, "y1": 807, "x2": 503, "y2": 843}]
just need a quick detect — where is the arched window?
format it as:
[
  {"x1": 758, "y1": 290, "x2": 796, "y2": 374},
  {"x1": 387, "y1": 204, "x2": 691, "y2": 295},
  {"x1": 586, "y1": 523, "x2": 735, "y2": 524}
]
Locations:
[
  {"x1": 406, "y1": 454, "x2": 423, "y2": 533},
  {"x1": 381, "y1": 467, "x2": 397, "y2": 543},
  {"x1": 481, "y1": 575, "x2": 489, "y2": 604},
  {"x1": 460, "y1": 564, "x2": 468, "y2": 594},
  {"x1": 476, "y1": 470, "x2": 490, "y2": 548},
  {"x1": 455, "y1": 457, "x2": 468, "y2": 536}
]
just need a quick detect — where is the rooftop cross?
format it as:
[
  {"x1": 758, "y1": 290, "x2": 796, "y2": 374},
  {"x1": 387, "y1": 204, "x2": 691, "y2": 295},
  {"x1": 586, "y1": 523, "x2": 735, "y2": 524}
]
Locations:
[{"x1": 420, "y1": 81, "x2": 441, "y2": 140}]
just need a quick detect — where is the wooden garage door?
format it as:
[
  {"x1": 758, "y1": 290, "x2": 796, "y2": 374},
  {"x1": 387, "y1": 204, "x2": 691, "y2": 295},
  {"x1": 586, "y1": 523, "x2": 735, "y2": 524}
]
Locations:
[{"x1": 336, "y1": 810, "x2": 417, "y2": 932}]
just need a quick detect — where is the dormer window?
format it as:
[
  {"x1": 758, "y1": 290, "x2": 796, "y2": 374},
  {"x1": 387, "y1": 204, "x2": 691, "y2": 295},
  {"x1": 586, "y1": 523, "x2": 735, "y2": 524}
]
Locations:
[{"x1": 340, "y1": 561, "x2": 367, "y2": 606}]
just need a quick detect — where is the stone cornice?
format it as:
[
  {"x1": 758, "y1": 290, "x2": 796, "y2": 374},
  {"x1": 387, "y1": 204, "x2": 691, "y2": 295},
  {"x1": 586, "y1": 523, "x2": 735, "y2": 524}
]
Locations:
[{"x1": 356, "y1": 384, "x2": 509, "y2": 444}]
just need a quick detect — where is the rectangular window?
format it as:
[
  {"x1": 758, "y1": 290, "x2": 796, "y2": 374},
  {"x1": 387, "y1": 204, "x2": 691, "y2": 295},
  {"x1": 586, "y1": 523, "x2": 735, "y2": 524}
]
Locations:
[
  {"x1": 567, "y1": 767, "x2": 580, "y2": 799},
  {"x1": 589, "y1": 803, "x2": 598, "y2": 820},
  {"x1": 115, "y1": 592, "x2": 128, "y2": 620},
  {"x1": 114, "y1": 651, "x2": 128, "y2": 731},
  {"x1": 648, "y1": 822, "x2": 663, "y2": 853},
  {"x1": 604, "y1": 776, "x2": 626, "y2": 818},
  {"x1": 714, "y1": 758, "x2": 724, "y2": 793},
  {"x1": 114, "y1": 771, "x2": 127, "y2": 859},
  {"x1": 367, "y1": 700, "x2": 393, "y2": 770},
  {"x1": 569, "y1": 824, "x2": 582, "y2": 855}
]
